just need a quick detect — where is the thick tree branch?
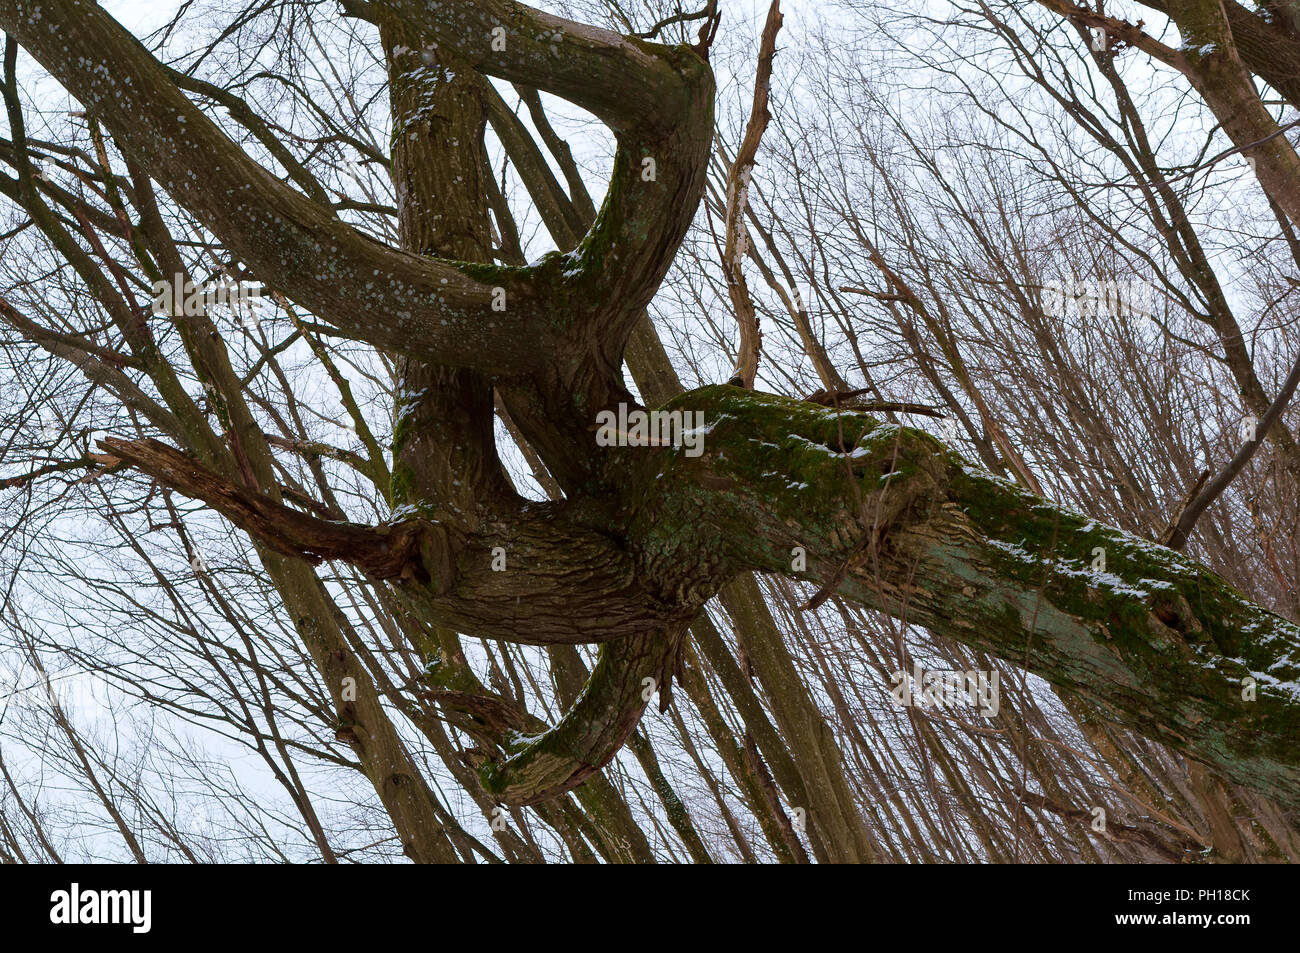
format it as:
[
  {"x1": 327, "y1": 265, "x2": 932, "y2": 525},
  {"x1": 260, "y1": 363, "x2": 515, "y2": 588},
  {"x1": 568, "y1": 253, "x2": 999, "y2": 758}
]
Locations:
[
  {"x1": 99, "y1": 437, "x2": 454, "y2": 580},
  {"x1": 357, "y1": 0, "x2": 705, "y2": 133},
  {"x1": 430, "y1": 626, "x2": 686, "y2": 806},
  {"x1": 1140, "y1": 0, "x2": 1300, "y2": 109},
  {"x1": 632, "y1": 387, "x2": 1300, "y2": 810},
  {"x1": 99, "y1": 380, "x2": 1300, "y2": 812},
  {"x1": 98, "y1": 435, "x2": 692, "y2": 645},
  {"x1": 338, "y1": 0, "x2": 716, "y2": 495}
]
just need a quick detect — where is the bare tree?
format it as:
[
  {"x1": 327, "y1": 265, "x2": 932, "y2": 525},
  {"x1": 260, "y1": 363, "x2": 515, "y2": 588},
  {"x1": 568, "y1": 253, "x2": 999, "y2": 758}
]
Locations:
[{"x1": 0, "y1": 0, "x2": 1297, "y2": 862}]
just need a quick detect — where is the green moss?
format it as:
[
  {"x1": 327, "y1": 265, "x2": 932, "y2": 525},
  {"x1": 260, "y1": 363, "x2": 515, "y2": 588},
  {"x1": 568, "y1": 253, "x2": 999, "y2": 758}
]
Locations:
[
  {"x1": 418, "y1": 654, "x2": 481, "y2": 694},
  {"x1": 626, "y1": 385, "x2": 938, "y2": 579},
  {"x1": 449, "y1": 258, "x2": 530, "y2": 285},
  {"x1": 389, "y1": 404, "x2": 416, "y2": 507},
  {"x1": 943, "y1": 462, "x2": 1300, "y2": 769},
  {"x1": 950, "y1": 464, "x2": 1298, "y2": 668},
  {"x1": 479, "y1": 760, "x2": 504, "y2": 796}
]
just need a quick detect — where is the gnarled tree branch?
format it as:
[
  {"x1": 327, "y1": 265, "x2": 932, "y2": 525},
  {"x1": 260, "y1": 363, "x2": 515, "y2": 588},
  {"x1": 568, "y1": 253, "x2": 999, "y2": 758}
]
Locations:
[{"x1": 0, "y1": 0, "x2": 556, "y2": 373}]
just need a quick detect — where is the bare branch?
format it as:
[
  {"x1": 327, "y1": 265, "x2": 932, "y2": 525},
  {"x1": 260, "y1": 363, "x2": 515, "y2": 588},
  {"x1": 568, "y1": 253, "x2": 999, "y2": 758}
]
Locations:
[{"x1": 722, "y1": 0, "x2": 782, "y2": 388}]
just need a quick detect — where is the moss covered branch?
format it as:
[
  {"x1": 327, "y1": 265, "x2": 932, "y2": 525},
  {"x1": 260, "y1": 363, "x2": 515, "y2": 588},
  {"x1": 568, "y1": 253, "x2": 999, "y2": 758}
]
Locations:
[{"x1": 634, "y1": 386, "x2": 1300, "y2": 810}]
